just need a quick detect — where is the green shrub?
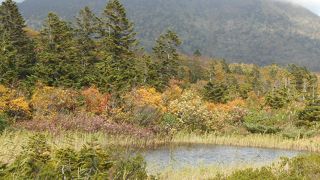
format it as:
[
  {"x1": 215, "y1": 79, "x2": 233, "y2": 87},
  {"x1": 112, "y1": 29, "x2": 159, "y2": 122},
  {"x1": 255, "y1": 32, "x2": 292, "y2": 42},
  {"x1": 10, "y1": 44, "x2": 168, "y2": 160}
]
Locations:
[
  {"x1": 113, "y1": 155, "x2": 148, "y2": 180},
  {"x1": 161, "y1": 113, "x2": 179, "y2": 129},
  {"x1": 244, "y1": 110, "x2": 290, "y2": 126},
  {"x1": 278, "y1": 154, "x2": 320, "y2": 179},
  {"x1": 217, "y1": 154, "x2": 320, "y2": 180},
  {"x1": 0, "y1": 134, "x2": 148, "y2": 179},
  {"x1": 0, "y1": 114, "x2": 8, "y2": 134},
  {"x1": 244, "y1": 123, "x2": 281, "y2": 134},
  {"x1": 281, "y1": 127, "x2": 317, "y2": 139},
  {"x1": 226, "y1": 167, "x2": 276, "y2": 180},
  {"x1": 299, "y1": 100, "x2": 320, "y2": 122}
]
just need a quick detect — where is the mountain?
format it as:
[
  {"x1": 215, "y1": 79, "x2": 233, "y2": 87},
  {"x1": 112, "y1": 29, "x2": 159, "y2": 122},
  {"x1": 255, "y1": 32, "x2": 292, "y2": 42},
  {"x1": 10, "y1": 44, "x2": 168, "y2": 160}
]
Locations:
[{"x1": 18, "y1": 0, "x2": 320, "y2": 70}]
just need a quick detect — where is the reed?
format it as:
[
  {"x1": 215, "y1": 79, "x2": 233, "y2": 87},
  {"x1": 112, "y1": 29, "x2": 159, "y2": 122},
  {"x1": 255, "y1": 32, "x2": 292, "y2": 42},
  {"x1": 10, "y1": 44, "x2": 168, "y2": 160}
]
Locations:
[
  {"x1": 0, "y1": 130, "x2": 167, "y2": 164},
  {"x1": 157, "y1": 164, "x2": 263, "y2": 180},
  {"x1": 172, "y1": 132, "x2": 320, "y2": 152},
  {"x1": 1, "y1": 130, "x2": 320, "y2": 165}
]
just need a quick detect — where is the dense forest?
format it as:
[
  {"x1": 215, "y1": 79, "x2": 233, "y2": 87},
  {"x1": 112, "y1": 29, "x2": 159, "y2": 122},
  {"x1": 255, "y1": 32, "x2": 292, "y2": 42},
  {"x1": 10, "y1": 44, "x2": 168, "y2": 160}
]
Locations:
[
  {"x1": 17, "y1": 0, "x2": 320, "y2": 70},
  {"x1": 1, "y1": 0, "x2": 320, "y2": 179}
]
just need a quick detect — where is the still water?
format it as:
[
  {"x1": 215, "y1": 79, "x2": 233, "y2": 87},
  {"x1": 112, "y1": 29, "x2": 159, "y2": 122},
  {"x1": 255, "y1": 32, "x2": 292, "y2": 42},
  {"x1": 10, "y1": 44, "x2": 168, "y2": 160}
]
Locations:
[{"x1": 143, "y1": 144, "x2": 304, "y2": 173}]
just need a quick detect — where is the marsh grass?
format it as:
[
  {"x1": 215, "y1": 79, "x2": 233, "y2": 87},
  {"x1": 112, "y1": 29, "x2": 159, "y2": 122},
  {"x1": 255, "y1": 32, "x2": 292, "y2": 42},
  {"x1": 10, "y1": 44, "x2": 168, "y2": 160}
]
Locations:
[
  {"x1": 157, "y1": 164, "x2": 260, "y2": 180},
  {"x1": 1, "y1": 130, "x2": 320, "y2": 164},
  {"x1": 0, "y1": 130, "x2": 167, "y2": 164},
  {"x1": 171, "y1": 132, "x2": 320, "y2": 152}
]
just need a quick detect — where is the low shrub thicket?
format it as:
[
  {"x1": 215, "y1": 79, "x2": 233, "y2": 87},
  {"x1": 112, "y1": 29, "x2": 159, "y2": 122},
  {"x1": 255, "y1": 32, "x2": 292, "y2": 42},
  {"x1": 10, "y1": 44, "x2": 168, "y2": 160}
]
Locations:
[
  {"x1": 31, "y1": 86, "x2": 80, "y2": 118},
  {"x1": 0, "y1": 82, "x2": 318, "y2": 137},
  {"x1": 0, "y1": 85, "x2": 31, "y2": 121},
  {"x1": 0, "y1": 134, "x2": 148, "y2": 179}
]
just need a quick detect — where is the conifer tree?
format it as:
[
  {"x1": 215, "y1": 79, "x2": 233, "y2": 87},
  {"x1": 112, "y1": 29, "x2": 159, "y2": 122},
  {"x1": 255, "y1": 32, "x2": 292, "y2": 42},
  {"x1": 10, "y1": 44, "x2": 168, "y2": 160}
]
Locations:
[
  {"x1": 75, "y1": 7, "x2": 101, "y2": 86},
  {"x1": 265, "y1": 88, "x2": 290, "y2": 109},
  {"x1": 193, "y1": 49, "x2": 201, "y2": 57},
  {"x1": 36, "y1": 13, "x2": 80, "y2": 87},
  {"x1": 135, "y1": 54, "x2": 159, "y2": 86},
  {"x1": 99, "y1": 0, "x2": 138, "y2": 97},
  {"x1": 299, "y1": 99, "x2": 320, "y2": 122},
  {"x1": 249, "y1": 65, "x2": 262, "y2": 95},
  {"x1": 0, "y1": 0, "x2": 36, "y2": 86},
  {"x1": 204, "y1": 81, "x2": 229, "y2": 103},
  {"x1": 153, "y1": 30, "x2": 181, "y2": 90},
  {"x1": 288, "y1": 64, "x2": 311, "y2": 92}
]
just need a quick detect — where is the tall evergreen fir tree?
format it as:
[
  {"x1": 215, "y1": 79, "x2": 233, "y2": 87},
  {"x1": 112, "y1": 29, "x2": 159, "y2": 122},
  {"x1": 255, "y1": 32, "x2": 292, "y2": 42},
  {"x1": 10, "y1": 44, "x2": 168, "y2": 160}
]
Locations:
[
  {"x1": 75, "y1": 7, "x2": 101, "y2": 87},
  {"x1": 36, "y1": 13, "x2": 80, "y2": 88},
  {"x1": 0, "y1": 0, "x2": 36, "y2": 87},
  {"x1": 204, "y1": 81, "x2": 229, "y2": 104},
  {"x1": 153, "y1": 30, "x2": 181, "y2": 90},
  {"x1": 98, "y1": 0, "x2": 138, "y2": 102},
  {"x1": 288, "y1": 64, "x2": 311, "y2": 92},
  {"x1": 135, "y1": 54, "x2": 158, "y2": 86}
]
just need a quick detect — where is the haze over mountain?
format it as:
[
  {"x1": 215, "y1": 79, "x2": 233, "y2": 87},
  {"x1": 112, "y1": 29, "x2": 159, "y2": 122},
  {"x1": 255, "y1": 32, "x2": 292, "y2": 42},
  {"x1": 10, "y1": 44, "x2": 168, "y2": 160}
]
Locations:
[{"x1": 17, "y1": 0, "x2": 320, "y2": 70}]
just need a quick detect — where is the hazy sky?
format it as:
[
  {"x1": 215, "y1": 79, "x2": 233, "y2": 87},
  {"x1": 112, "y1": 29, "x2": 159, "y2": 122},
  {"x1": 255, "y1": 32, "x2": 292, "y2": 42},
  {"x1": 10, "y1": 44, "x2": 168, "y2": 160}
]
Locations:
[
  {"x1": 0, "y1": 0, "x2": 320, "y2": 15},
  {"x1": 282, "y1": 0, "x2": 320, "y2": 15}
]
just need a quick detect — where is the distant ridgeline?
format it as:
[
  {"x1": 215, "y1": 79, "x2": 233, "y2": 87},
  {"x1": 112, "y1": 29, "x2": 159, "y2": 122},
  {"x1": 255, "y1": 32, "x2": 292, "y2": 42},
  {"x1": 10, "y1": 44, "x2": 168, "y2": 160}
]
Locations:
[{"x1": 17, "y1": 0, "x2": 320, "y2": 71}]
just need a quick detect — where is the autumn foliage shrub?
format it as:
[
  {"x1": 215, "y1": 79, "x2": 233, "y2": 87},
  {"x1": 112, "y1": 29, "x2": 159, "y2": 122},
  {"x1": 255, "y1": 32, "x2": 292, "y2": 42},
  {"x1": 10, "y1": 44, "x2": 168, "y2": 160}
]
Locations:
[
  {"x1": 162, "y1": 83, "x2": 183, "y2": 104},
  {"x1": 6, "y1": 97, "x2": 32, "y2": 120},
  {"x1": 0, "y1": 85, "x2": 31, "y2": 121},
  {"x1": 169, "y1": 90, "x2": 212, "y2": 132},
  {"x1": 124, "y1": 87, "x2": 165, "y2": 126},
  {"x1": 81, "y1": 87, "x2": 110, "y2": 115},
  {"x1": 206, "y1": 98, "x2": 246, "y2": 113},
  {"x1": 31, "y1": 86, "x2": 80, "y2": 118}
]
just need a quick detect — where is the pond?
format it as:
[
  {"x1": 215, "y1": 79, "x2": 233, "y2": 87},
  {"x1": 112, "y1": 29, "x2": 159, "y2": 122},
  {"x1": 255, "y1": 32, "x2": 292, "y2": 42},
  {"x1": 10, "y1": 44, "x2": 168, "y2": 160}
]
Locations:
[{"x1": 143, "y1": 144, "x2": 305, "y2": 174}]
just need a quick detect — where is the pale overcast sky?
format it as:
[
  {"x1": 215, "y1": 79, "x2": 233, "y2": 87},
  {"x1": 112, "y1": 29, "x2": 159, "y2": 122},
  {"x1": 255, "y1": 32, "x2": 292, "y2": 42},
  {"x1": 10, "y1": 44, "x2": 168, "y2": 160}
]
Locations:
[
  {"x1": 1, "y1": 0, "x2": 320, "y2": 15},
  {"x1": 282, "y1": 0, "x2": 320, "y2": 15}
]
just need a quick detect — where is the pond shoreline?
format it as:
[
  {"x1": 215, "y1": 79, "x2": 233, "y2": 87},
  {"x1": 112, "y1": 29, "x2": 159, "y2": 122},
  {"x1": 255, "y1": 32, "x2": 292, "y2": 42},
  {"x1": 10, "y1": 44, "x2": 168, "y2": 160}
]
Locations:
[
  {"x1": 169, "y1": 133, "x2": 320, "y2": 153},
  {"x1": 0, "y1": 130, "x2": 319, "y2": 164}
]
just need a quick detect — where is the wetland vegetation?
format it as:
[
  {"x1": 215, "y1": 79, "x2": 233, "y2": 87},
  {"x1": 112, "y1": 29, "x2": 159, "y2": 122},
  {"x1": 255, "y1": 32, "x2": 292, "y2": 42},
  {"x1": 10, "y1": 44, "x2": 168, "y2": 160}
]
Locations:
[{"x1": 1, "y1": 0, "x2": 320, "y2": 179}]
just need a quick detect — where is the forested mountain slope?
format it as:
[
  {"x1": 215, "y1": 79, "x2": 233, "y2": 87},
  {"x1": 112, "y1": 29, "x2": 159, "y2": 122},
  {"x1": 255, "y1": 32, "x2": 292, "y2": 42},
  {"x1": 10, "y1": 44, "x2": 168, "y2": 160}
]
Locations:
[{"x1": 18, "y1": 0, "x2": 320, "y2": 70}]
